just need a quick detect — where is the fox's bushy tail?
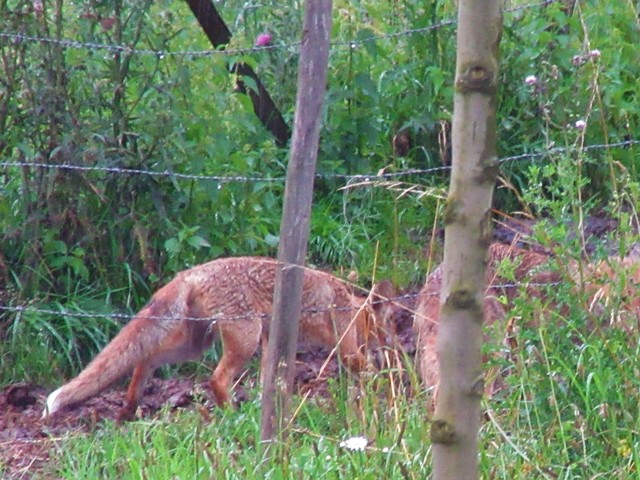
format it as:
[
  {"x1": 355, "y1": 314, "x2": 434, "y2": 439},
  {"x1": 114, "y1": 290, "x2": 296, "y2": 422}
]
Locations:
[
  {"x1": 42, "y1": 283, "x2": 187, "y2": 417},
  {"x1": 43, "y1": 316, "x2": 163, "y2": 416}
]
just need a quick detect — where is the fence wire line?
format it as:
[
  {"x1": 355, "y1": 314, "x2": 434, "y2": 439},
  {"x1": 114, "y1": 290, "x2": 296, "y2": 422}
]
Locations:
[
  {"x1": 0, "y1": 1, "x2": 554, "y2": 58},
  {"x1": 0, "y1": 280, "x2": 562, "y2": 324},
  {"x1": 1, "y1": 139, "x2": 637, "y2": 184}
]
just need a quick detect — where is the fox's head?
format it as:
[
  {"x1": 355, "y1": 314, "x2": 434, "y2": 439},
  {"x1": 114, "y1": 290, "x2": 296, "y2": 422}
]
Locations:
[
  {"x1": 578, "y1": 256, "x2": 640, "y2": 324},
  {"x1": 354, "y1": 280, "x2": 397, "y2": 355}
]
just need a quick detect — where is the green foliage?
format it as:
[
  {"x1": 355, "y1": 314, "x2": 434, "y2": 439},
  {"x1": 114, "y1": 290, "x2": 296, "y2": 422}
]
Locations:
[
  {"x1": 0, "y1": 3, "x2": 639, "y2": 477},
  {"x1": 0, "y1": 299, "x2": 122, "y2": 384},
  {"x1": 497, "y1": 0, "x2": 639, "y2": 207},
  {"x1": 1, "y1": 0, "x2": 636, "y2": 301},
  {"x1": 310, "y1": 184, "x2": 439, "y2": 286},
  {"x1": 479, "y1": 294, "x2": 640, "y2": 478},
  {"x1": 43, "y1": 287, "x2": 640, "y2": 479}
]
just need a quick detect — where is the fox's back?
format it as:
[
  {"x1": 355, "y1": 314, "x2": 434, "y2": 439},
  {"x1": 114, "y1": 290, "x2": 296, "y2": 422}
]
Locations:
[
  {"x1": 179, "y1": 257, "x2": 277, "y2": 319},
  {"x1": 177, "y1": 257, "x2": 356, "y2": 326},
  {"x1": 44, "y1": 257, "x2": 381, "y2": 417}
]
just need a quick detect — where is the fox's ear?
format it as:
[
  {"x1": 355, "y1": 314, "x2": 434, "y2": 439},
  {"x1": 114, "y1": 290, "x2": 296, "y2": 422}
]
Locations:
[{"x1": 368, "y1": 279, "x2": 395, "y2": 314}]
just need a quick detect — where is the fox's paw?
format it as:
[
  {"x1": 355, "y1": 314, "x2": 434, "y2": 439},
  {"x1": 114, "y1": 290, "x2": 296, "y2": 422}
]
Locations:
[{"x1": 116, "y1": 404, "x2": 138, "y2": 423}]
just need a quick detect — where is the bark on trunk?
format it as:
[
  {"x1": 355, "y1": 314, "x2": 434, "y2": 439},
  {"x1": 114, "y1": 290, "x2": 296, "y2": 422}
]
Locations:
[
  {"x1": 431, "y1": 1, "x2": 502, "y2": 478},
  {"x1": 260, "y1": 0, "x2": 332, "y2": 446}
]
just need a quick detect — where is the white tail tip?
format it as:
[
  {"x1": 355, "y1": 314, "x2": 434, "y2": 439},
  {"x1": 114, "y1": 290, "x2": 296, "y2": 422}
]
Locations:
[{"x1": 42, "y1": 387, "x2": 63, "y2": 418}]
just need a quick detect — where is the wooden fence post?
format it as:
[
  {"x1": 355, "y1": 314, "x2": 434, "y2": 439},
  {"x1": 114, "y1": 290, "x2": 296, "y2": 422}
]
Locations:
[{"x1": 259, "y1": 0, "x2": 333, "y2": 446}]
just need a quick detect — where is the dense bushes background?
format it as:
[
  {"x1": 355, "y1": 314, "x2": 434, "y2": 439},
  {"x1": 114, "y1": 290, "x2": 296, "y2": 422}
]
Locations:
[{"x1": 0, "y1": 0, "x2": 638, "y2": 379}]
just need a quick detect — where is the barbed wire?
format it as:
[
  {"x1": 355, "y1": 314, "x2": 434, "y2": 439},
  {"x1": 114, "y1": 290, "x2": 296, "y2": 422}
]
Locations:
[
  {"x1": 1, "y1": 139, "x2": 637, "y2": 185},
  {"x1": 0, "y1": 160, "x2": 285, "y2": 183},
  {"x1": 332, "y1": 0, "x2": 556, "y2": 48},
  {"x1": 0, "y1": 280, "x2": 561, "y2": 324},
  {"x1": 0, "y1": 0, "x2": 555, "y2": 58},
  {"x1": 498, "y1": 139, "x2": 640, "y2": 165}
]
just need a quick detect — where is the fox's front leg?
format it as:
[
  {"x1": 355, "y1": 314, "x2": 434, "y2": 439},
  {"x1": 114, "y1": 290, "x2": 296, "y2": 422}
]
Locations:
[
  {"x1": 117, "y1": 361, "x2": 153, "y2": 422},
  {"x1": 209, "y1": 318, "x2": 261, "y2": 407},
  {"x1": 336, "y1": 323, "x2": 367, "y2": 374}
]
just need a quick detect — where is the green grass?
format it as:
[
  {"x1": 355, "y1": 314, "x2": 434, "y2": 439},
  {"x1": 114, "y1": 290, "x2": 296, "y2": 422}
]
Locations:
[
  {"x1": 45, "y1": 378, "x2": 432, "y2": 479},
  {"x1": 32, "y1": 271, "x2": 640, "y2": 479},
  {"x1": 0, "y1": 300, "x2": 122, "y2": 386},
  {"x1": 2, "y1": 1, "x2": 638, "y2": 477},
  {"x1": 481, "y1": 326, "x2": 640, "y2": 479}
]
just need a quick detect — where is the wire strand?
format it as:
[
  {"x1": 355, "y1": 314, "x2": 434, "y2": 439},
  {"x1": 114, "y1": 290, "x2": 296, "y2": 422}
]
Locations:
[
  {"x1": 0, "y1": 1, "x2": 555, "y2": 58},
  {"x1": 0, "y1": 281, "x2": 561, "y2": 323},
  {"x1": 1, "y1": 139, "x2": 636, "y2": 184}
]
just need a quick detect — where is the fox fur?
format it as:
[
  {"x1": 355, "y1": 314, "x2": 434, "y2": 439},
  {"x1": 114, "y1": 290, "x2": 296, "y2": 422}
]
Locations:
[
  {"x1": 415, "y1": 242, "x2": 639, "y2": 398},
  {"x1": 414, "y1": 243, "x2": 560, "y2": 397},
  {"x1": 571, "y1": 255, "x2": 640, "y2": 326},
  {"x1": 43, "y1": 257, "x2": 395, "y2": 420}
]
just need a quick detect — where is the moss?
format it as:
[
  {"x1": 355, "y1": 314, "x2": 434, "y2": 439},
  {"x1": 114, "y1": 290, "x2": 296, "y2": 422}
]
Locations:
[
  {"x1": 431, "y1": 419, "x2": 457, "y2": 445},
  {"x1": 470, "y1": 375, "x2": 485, "y2": 398},
  {"x1": 479, "y1": 212, "x2": 493, "y2": 248},
  {"x1": 476, "y1": 155, "x2": 500, "y2": 185},
  {"x1": 443, "y1": 198, "x2": 460, "y2": 226},
  {"x1": 446, "y1": 289, "x2": 476, "y2": 310},
  {"x1": 455, "y1": 63, "x2": 497, "y2": 95}
]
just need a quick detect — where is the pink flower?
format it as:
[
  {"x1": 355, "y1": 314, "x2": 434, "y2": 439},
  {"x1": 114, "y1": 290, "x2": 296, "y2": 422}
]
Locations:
[{"x1": 255, "y1": 33, "x2": 272, "y2": 47}]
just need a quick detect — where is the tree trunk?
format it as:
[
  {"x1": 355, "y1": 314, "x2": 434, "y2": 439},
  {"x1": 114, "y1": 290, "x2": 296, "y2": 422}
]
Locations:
[
  {"x1": 260, "y1": 0, "x2": 332, "y2": 446},
  {"x1": 431, "y1": 1, "x2": 502, "y2": 479},
  {"x1": 186, "y1": 0, "x2": 291, "y2": 147}
]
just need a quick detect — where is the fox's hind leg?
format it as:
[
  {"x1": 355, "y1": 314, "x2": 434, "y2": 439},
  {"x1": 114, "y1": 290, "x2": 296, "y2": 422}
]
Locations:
[
  {"x1": 209, "y1": 317, "x2": 261, "y2": 407},
  {"x1": 118, "y1": 360, "x2": 154, "y2": 422}
]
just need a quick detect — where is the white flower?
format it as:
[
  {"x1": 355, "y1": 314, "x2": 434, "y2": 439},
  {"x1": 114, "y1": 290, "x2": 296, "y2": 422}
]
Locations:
[
  {"x1": 589, "y1": 49, "x2": 601, "y2": 59},
  {"x1": 524, "y1": 75, "x2": 538, "y2": 86},
  {"x1": 574, "y1": 119, "x2": 587, "y2": 130},
  {"x1": 382, "y1": 447, "x2": 390, "y2": 453},
  {"x1": 339, "y1": 436, "x2": 368, "y2": 451}
]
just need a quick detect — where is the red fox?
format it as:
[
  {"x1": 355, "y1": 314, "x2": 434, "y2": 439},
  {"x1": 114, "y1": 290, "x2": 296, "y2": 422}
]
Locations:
[
  {"x1": 571, "y1": 255, "x2": 640, "y2": 326},
  {"x1": 416, "y1": 242, "x2": 639, "y2": 397},
  {"x1": 42, "y1": 257, "x2": 395, "y2": 420},
  {"x1": 415, "y1": 243, "x2": 557, "y2": 394}
]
